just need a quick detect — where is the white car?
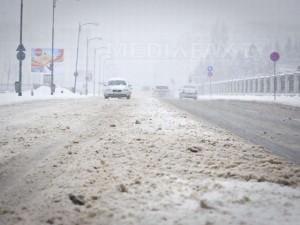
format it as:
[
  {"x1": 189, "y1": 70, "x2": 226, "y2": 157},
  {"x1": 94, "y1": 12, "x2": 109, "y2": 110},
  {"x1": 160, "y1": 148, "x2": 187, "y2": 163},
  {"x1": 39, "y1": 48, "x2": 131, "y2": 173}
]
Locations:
[
  {"x1": 179, "y1": 84, "x2": 198, "y2": 100},
  {"x1": 104, "y1": 78, "x2": 132, "y2": 99},
  {"x1": 152, "y1": 85, "x2": 171, "y2": 98}
]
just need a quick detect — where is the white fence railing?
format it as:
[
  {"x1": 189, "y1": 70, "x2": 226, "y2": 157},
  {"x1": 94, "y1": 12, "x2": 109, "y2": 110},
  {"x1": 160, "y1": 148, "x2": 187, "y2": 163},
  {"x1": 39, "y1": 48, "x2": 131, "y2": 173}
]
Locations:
[{"x1": 198, "y1": 72, "x2": 300, "y2": 96}]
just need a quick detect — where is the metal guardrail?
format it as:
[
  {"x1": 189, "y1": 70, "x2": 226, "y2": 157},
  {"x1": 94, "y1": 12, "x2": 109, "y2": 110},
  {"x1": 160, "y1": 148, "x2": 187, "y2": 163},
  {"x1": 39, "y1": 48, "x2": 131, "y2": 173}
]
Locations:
[{"x1": 198, "y1": 72, "x2": 300, "y2": 96}]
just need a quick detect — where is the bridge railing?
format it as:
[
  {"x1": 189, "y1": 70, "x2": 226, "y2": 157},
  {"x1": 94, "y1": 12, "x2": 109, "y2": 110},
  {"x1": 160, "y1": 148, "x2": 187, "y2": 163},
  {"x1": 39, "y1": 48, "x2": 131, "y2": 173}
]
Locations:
[{"x1": 198, "y1": 72, "x2": 300, "y2": 96}]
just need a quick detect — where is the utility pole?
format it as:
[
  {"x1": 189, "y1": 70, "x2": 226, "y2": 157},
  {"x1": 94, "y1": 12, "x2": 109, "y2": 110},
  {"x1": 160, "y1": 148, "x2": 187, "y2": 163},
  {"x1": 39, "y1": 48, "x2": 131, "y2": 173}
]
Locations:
[
  {"x1": 73, "y1": 22, "x2": 99, "y2": 94},
  {"x1": 50, "y1": 0, "x2": 56, "y2": 95},
  {"x1": 270, "y1": 52, "x2": 280, "y2": 101},
  {"x1": 93, "y1": 47, "x2": 107, "y2": 96},
  {"x1": 98, "y1": 54, "x2": 110, "y2": 96},
  {"x1": 16, "y1": 0, "x2": 26, "y2": 96},
  {"x1": 85, "y1": 37, "x2": 102, "y2": 95},
  {"x1": 73, "y1": 22, "x2": 81, "y2": 94},
  {"x1": 273, "y1": 61, "x2": 277, "y2": 101}
]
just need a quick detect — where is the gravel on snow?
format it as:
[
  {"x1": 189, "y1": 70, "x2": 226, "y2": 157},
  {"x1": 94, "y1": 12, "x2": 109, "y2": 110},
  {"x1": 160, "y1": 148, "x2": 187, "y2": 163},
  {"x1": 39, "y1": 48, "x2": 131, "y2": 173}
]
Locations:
[{"x1": 0, "y1": 97, "x2": 299, "y2": 225}]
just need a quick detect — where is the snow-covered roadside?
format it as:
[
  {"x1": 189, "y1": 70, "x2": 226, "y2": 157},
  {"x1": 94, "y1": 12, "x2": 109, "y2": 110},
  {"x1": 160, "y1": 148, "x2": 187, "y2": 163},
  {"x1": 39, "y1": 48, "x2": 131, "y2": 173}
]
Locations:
[
  {"x1": 2, "y1": 88, "x2": 300, "y2": 108},
  {"x1": 0, "y1": 86, "x2": 84, "y2": 106},
  {"x1": 196, "y1": 94, "x2": 300, "y2": 107},
  {"x1": 0, "y1": 97, "x2": 299, "y2": 225}
]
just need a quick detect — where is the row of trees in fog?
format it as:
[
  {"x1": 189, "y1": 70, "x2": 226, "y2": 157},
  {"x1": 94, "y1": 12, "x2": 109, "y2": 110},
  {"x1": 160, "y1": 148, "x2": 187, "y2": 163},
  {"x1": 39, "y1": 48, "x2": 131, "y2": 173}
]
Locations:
[{"x1": 192, "y1": 21, "x2": 300, "y2": 83}]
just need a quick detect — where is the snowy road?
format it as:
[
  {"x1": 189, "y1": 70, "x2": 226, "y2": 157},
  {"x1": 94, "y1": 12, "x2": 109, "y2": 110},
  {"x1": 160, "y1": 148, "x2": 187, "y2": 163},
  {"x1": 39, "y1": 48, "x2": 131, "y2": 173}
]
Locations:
[
  {"x1": 165, "y1": 99, "x2": 300, "y2": 164},
  {"x1": 0, "y1": 98, "x2": 300, "y2": 225}
]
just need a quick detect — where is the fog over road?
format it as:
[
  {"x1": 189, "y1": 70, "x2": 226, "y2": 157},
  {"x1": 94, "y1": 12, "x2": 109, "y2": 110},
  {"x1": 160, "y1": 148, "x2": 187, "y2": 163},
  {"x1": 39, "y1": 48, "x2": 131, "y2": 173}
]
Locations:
[{"x1": 165, "y1": 99, "x2": 300, "y2": 164}]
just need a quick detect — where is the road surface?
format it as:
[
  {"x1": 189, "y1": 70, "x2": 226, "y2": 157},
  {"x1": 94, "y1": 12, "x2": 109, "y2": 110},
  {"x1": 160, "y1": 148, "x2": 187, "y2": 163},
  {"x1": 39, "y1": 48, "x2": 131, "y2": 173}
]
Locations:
[
  {"x1": 1, "y1": 98, "x2": 300, "y2": 225},
  {"x1": 165, "y1": 98, "x2": 300, "y2": 164}
]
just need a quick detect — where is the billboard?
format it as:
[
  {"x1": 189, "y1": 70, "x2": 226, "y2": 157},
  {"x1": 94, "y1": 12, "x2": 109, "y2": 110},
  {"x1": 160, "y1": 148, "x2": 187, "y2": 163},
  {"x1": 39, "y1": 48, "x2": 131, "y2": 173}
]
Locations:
[{"x1": 31, "y1": 48, "x2": 64, "y2": 73}]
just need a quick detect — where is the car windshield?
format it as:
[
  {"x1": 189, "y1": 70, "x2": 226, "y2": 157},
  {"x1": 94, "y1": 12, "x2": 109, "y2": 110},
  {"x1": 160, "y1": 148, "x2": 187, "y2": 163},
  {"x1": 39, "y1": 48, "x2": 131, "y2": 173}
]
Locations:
[
  {"x1": 108, "y1": 80, "x2": 127, "y2": 86},
  {"x1": 155, "y1": 86, "x2": 169, "y2": 90},
  {"x1": 184, "y1": 85, "x2": 196, "y2": 89}
]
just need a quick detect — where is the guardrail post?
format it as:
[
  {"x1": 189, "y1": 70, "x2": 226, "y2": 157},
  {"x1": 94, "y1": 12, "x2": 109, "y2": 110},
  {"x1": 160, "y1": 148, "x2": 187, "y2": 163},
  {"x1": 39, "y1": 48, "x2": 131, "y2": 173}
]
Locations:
[
  {"x1": 295, "y1": 72, "x2": 300, "y2": 94},
  {"x1": 263, "y1": 77, "x2": 267, "y2": 94},
  {"x1": 258, "y1": 78, "x2": 262, "y2": 94},
  {"x1": 277, "y1": 75, "x2": 281, "y2": 95},
  {"x1": 285, "y1": 74, "x2": 289, "y2": 94}
]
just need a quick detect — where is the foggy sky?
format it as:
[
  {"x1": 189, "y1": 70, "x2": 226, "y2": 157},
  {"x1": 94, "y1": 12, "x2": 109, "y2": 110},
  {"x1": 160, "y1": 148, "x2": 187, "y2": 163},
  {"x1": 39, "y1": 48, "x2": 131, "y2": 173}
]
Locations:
[{"x1": 1, "y1": 0, "x2": 300, "y2": 88}]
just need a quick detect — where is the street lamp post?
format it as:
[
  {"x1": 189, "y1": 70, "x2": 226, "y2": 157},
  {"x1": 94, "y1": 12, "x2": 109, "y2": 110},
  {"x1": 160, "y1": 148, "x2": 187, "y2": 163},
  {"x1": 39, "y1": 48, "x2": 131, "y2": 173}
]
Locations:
[
  {"x1": 93, "y1": 47, "x2": 107, "y2": 96},
  {"x1": 50, "y1": 0, "x2": 57, "y2": 95},
  {"x1": 98, "y1": 55, "x2": 111, "y2": 96},
  {"x1": 73, "y1": 22, "x2": 99, "y2": 94},
  {"x1": 270, "y1": 51, "x2": 280, "y2": 101},
  {"x1": 16, "y1": 0, "x2": 26, "y2": 96},
  {"x1": 85, "y1": 37, "x2": 102, "y2": 95}
]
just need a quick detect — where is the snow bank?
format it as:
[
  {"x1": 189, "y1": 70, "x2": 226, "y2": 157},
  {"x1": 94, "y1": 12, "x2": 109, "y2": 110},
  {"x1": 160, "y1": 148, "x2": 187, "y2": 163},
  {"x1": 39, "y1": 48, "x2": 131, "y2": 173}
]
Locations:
[
  {"x1": 0, "y1": 86, "x2": 85, "y2": 106},
  {"x1": 196, "y1": 94, "x2": 300, "y2": 107}
]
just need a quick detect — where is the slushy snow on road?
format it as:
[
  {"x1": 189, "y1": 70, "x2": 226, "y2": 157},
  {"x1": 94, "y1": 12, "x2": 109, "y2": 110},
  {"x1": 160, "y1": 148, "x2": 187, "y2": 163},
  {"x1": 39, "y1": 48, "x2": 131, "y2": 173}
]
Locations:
[{"x1": 0, "y1": 94, "x2": 299, "y2": 225}]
